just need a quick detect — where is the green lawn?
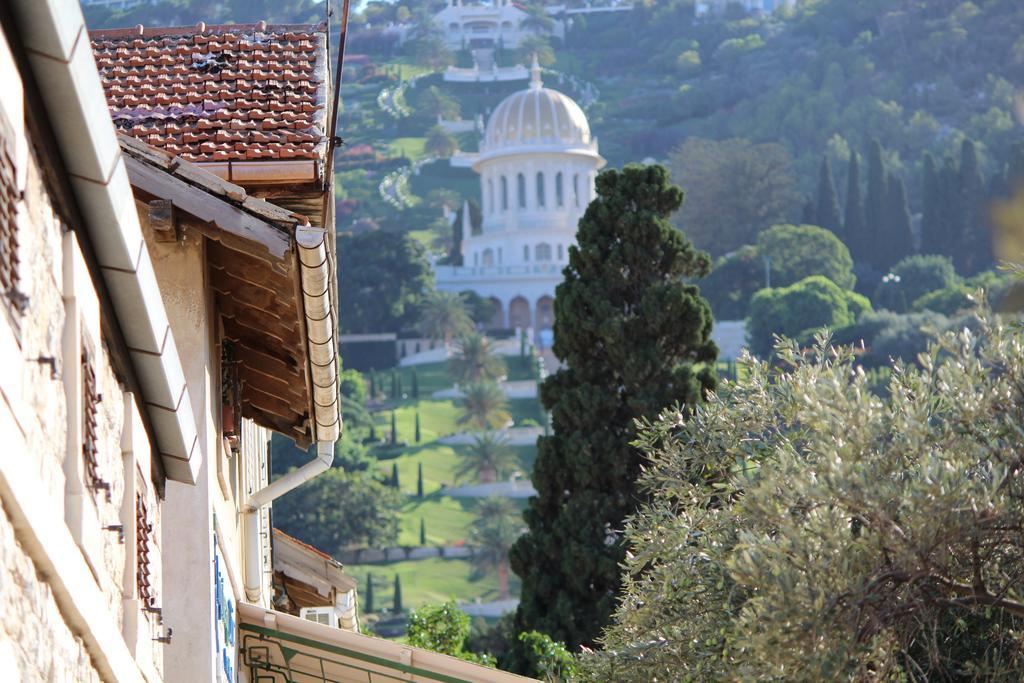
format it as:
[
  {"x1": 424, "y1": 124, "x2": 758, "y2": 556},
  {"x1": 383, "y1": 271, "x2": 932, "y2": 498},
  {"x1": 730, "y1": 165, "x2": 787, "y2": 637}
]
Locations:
[
  {"x1": 389, "y1": 136, "x2": 426, "y2": 160},
  {"x1": 374, "y1": 437, "x2": 536, "y2": 500},
  {"x1": 348, "y1": 557, "x2": 519, "y2": 614},
  {"x1": 407, "y1": 229, "x2": 436, "y2": 251}
]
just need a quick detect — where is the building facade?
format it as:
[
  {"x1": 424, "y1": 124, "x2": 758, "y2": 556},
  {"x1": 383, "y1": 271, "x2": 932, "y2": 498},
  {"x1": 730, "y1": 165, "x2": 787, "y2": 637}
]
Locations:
[
  {"x1": 435, "y1": 58, "x2": 604, "y2": 335},
  {"x1": 695, "y1": 0, "x2": 797, "y2": 18},
  {"x1": 1, "y1": 3, "x2": 538, "y2": 681},
  {"x1": 434, "y1": 0, "x2": 563, "y2": 51}
]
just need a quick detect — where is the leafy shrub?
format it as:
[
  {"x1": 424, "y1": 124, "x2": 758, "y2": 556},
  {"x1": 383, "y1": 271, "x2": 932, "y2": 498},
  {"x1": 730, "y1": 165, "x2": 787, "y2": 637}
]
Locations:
[
  {"x1": 758, "y1": 223, "x2": 856, "y2": 290},
  {"x1": 747, "y1": 275, "x2": 870, "y2": 358},
  {"x1": 407, "y1": 603, "x2": 495, "y2": 666},
  {"x1": 699, "y1": 245, "x2": 764, "y2": 320},
  {"x1": 873, "y1": 254, "x2": 960, "y2": 312}
]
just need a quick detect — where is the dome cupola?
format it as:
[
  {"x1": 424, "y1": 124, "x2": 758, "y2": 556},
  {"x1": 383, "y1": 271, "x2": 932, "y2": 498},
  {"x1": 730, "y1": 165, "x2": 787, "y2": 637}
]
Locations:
[{"x1": 479, "y1": 55, "x2": 596, "y2": 160}]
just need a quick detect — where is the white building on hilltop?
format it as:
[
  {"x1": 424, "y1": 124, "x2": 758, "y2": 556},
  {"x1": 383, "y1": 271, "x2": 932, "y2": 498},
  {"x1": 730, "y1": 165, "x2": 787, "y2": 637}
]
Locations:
[
  {"x1": 434, "y1": 0, "x2": 563, "y2": 50},
  {"x1": 695, "y1": 0, "x2": 796, "y2": 18},
  {"x1": 435, "y1": 58, "x2": 605, "y2": 334}
]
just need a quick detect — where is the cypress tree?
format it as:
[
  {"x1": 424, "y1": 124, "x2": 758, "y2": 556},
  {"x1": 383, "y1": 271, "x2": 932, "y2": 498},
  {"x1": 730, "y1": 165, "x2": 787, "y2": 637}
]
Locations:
[
  {"x1": 419, "y1": 517, "x2": 426, "y2": 545},
  {"x1": 958, "y1": 139, "x2": 987, "y2": 273},
  {"x1": 883, "y1": 174, "x2": 914, "y2": 268},
  {"x1": 393, "y1": 574, "x2": 403, "y2": 613},
  {"x1": 390, "y1": 370, "x2": 397, "y2": 398},
  {"x1": 391, "y1": 462, "x2": 399, "y2": 489},
  {"x1": 369, "y1": 421, "x2": 377, "y2": 442},
  {"x1": 800, "y1": 198, "x2": 816, "y2": 226},
  {"x1": 411, "y1": 368, "x2": 419, "y2": 399},
  {"x1": 416, "y1": 462, "x2": 424, "y2": 498},
  {"x1": 390, "y1": 411, "x2": 397, "y2": 445},
  {"x1": 365, "y1": 573, "x2": 375, "y2": 613},
  {"x1": 921, "y1": 152, "x2": 940, "y2": 254},
  {"x1": 414, "y1": 411, "x2": 421, "y2": 443},
  {"x1": 815, "y1": 156, "x2": 843, "y2": 239},
  {"x1": 396, "y1": 372, "x2": 403, "y2": 399},
  {"x1": 865, "y1": 140, "x2": 888, "y2": 269},
  {"x1": 844, "y1": 151, "x2": 866, "y2": 261},
  {"x1": 509, "y1": 165, "x2": 717, "y2": 652}
]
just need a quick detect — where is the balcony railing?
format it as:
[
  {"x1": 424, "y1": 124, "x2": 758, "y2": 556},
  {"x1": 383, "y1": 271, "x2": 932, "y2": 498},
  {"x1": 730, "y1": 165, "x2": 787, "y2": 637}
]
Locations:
[{"x1": 435, "y1": 264, "x2": 563, "y2": 279}]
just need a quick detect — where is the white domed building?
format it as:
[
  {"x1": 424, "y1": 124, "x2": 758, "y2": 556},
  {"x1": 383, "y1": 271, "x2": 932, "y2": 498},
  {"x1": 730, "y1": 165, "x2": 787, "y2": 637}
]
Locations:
[{"x1": 435, "y1": 58, "x2": 605, "y2": 335}]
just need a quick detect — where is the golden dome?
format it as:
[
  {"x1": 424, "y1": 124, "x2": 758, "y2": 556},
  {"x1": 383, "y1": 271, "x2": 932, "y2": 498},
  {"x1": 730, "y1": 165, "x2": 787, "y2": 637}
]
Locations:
[{"x1": 482, "y1": 57, "x2": 593, "y2": 155}]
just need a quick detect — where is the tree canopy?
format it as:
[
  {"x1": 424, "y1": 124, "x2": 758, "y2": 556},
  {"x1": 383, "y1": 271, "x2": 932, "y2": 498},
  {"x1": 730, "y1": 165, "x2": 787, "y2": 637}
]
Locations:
[
  {"x1": 338, "y1": 231, "x2": 433, "y2": 334},
  {"x1": 747, "y1": 275, "x2": 871, "y2": 358},
  {"x1": 584, "y1": 316, "x2": 1024, "y2": 681},
  {"x1": 668, "y1": 138, "x2": 800, "y2": 257},
  {"x1": 757, "y1": 223, "x2": 856, "y2": 291},
  {"x1": 510, "y1": 165, "x2": 717, "y2": 660}
]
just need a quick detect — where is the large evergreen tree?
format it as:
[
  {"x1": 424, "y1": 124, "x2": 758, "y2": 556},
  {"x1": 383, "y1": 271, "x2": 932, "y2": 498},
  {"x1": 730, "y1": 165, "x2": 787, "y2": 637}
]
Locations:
[
  {"x1": 881, "y1": 174, "x2": 914, "y2": 269},
  {"x1": 509, "y1": 165, "x2": 717, "y2": 654},
  {"x1": 844, "y1": 151, "x2": 866, "y2": 262},
  {"x1": 958, "y1": 139, "x2": 987, "y2": 274},
  {"x1": 920, "y1": 152, "x2": 942, "y2": 254},
  {"x1": 865, "y1": 140, "x2": 889, "y2": 269},
  {"x1": 815, "y1": 156, "x2": 843, "y2": 239}
]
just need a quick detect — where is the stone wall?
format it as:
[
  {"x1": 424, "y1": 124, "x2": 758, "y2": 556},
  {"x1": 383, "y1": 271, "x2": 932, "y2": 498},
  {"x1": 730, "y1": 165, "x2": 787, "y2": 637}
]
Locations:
[
  {"x1": 0, "y1": 501, "x2": 102, "y2": 683},
  {"x1": 0, "y1": 44, "x2": 164, "y2": 679}
]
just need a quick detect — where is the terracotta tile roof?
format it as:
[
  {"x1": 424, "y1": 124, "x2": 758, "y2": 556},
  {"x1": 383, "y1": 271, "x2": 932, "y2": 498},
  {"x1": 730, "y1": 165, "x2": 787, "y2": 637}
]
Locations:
[{"x1": 91, "y1": 22, "x2": 329, "y2": 164}]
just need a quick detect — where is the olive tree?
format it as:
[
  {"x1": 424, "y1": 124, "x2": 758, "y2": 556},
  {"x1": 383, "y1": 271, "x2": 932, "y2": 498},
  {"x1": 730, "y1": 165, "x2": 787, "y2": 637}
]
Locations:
[{"x1": 583, "y1": 315, "x2": 1024, "y2": 681}]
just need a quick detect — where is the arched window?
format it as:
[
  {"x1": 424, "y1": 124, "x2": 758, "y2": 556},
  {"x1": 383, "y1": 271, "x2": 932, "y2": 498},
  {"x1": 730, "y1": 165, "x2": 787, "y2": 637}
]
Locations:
[
  {"x1": 573, "y1": 174, "x2": 580, "y2": 208},
  {"x1": 474, "y1": 252, "x2": 479, "y2": 266},
  {"x1": 557, "y1": 244, "x2": 564, "y2": 260},
  {"x1": 517, "y1": 173, "x2": 527, "y2": 209},
  {"x1": 536, "y1": 172, "x2": 546, "y2": 208},
  {"x1": 487, "y1": 179, "x2": 494, "y2": 215},
  {"x1": 500, "y1": 176, "x2": 508, "y2": 211},
  {"x1": 482, "y1": 248, "x2": 495, "y2": 267},
  {"x1": 555, "y1": 172, "x2": 564, "y2": 207},
  {"x1": 523, "y1": 245, "x2": 530, "y2": 262},
  {"x1": 535, "y1": 243, "x2": 552, "y2": 261},
  {"x1": 497, "y1": 247, "x2": 503, "y2": 265}
]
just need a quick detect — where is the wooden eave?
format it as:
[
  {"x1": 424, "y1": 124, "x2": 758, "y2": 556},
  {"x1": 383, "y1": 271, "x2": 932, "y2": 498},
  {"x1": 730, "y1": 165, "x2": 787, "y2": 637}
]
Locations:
[{"x1": 121, "y1": 137, "x2": 320, "y2": 446}]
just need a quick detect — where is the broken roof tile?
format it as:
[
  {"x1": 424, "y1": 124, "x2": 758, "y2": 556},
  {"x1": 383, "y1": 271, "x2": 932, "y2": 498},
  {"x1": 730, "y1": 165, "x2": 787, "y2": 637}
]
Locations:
[{"x1": 91, "y1": 22, "x2": 329, "y2": 164}]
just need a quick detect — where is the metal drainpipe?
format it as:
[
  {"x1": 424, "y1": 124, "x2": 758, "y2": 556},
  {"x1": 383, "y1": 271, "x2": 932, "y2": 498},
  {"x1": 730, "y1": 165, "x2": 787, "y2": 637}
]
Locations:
[{"x1": 243, "y1": 220, "x2": 340, "y2": 602}]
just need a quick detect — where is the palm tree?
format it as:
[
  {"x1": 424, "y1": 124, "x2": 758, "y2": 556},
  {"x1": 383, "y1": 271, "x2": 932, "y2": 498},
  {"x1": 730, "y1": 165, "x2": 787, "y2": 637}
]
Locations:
[
  {"x1": 418, "y1": 291, "x2": 473, "y2": 347},
  {"x1": 448, "y1": 333, "x2": 506, "y2": 385},
  {"x1": 457, "y1": 381, "x2": 511, "y2": 431},
  {"x1": 519, "y1": 37, "x2": 555, "y2": 67},
  {"x1": 424, "y1": 125, "x2": 458, "y2": 158},
  {"x1": 456, "y1": 432, "x2": 518, "y2": 483},
  {"x1": 469, "y1": 497, "x2": 523, "y2": 600}
]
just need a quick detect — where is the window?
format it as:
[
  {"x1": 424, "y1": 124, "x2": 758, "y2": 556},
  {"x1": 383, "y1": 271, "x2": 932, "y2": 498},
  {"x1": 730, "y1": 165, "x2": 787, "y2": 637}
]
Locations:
[
  {"x1": 500, "y1": 176, "x2": 508, "y2": 211},
  {"x1": 558, "y1": 244, "x2": 564, "y2": 260},
  {"x1": 536, "y1": 172, "x2": 546, "y2": 208},
  {"x1": 0, "y1": 112, "x2": 22, "y2": 326},
  {"x1": 482, "y1": 248, "x2": 494, "y2": 266},
  {"x1": 497, "y1": 247, "x2": 503, "y2": 265},
  {"x1": 0, "y1": 113, "x2": 23, "y2": 329},
  {"x1": 136, "y1": 492, "x2": 155, "y2": 607},
  {"x1": 535, "y1": 243, "x2": 552, "y2": 261},
  {"x1": 555, "y1": 172, "x2": 564, "y2": 207},
  {"x1": 523, "y1": 245, "x2": 529, "y2": 262},
  {"x1": 487, "y1": 179, "x2": 494, "y2": 214},
  {"x1": 517, "y1": 173, "x2": 526, "y2": 209},
  {"x1": 81, "y1": 346, "x2": 109, "y2": 499},
  {"x1": 573, "y1": 174, "x2": 580, "y2": 208}
]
